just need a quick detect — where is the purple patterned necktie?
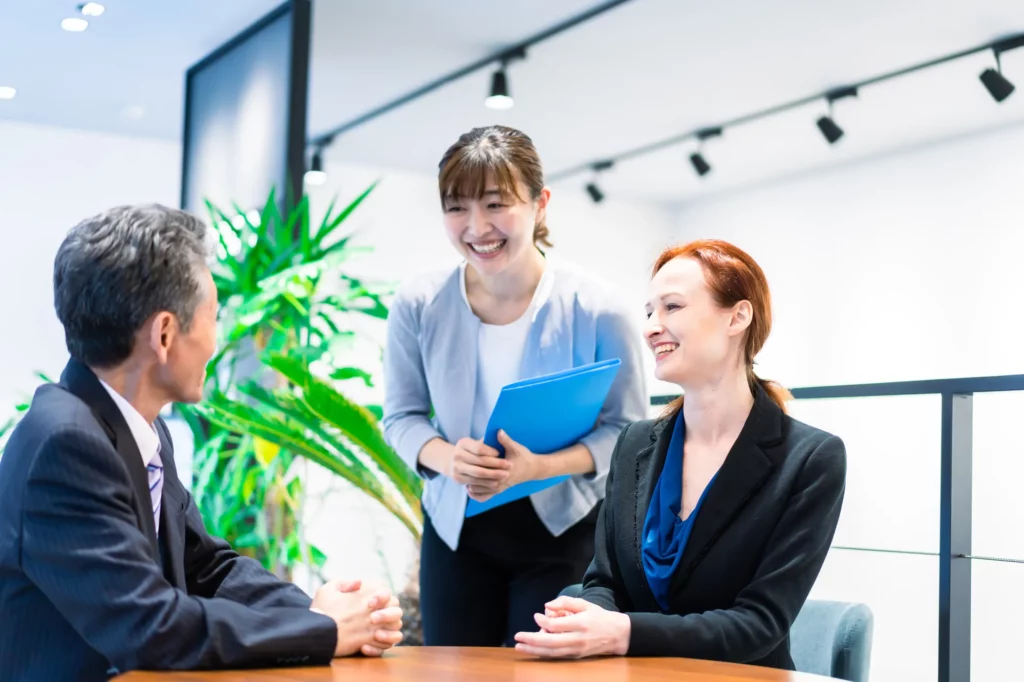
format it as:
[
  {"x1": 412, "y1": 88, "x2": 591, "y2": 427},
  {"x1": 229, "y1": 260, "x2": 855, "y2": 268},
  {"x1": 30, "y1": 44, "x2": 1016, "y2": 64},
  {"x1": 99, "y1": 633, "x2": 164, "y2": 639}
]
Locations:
[{"x1": 146, "y1": 454, "x2": 163, "y2": 533}]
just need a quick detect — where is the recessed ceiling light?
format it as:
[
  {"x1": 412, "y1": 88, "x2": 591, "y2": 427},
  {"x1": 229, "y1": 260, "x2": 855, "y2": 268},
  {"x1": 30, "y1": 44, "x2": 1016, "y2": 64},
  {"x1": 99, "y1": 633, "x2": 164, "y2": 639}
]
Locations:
[
  {"x1": 61, "y1": 17, "x2": 89, "y2": 32},
  {"x1": 0, "y1": 86, "x2": 16, "y2": 100},
  {"x1": 78, "y1": 2, "x2": 105, "y2": 16}
]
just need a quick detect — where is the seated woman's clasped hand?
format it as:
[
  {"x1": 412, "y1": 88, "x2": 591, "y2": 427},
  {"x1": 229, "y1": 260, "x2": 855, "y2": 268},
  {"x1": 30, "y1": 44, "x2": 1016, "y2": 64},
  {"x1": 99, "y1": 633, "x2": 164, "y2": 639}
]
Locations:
[{"x1": 514, "y1": 597, "x2": 631, "y2": 659}]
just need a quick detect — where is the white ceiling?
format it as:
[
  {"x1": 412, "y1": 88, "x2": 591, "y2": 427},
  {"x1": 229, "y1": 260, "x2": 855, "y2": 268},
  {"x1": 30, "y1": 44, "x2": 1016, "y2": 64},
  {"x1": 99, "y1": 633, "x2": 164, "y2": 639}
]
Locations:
[
  {"x1": 0, "y1": 0, "x2": 283, "y2": 138},
  {"x1": 2, "y1": 1, "x2": 1024, "y2": 205}
]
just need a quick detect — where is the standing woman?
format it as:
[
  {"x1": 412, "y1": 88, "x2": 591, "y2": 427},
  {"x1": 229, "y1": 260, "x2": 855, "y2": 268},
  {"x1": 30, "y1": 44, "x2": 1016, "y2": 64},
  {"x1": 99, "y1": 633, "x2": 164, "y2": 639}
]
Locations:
[
  {"x1": 382, "y1": 125, "x2": 647, "y2": 647},
  {"x1": 514, "y1": 240, "x2": 847, "y2": 670}
]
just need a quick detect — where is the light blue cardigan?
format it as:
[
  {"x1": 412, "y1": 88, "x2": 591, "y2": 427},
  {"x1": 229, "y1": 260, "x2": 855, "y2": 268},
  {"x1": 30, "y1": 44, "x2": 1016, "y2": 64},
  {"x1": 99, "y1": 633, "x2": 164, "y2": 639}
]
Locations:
[{"x1": 382, "y1": 258, "x2": 648, "y2": 550}]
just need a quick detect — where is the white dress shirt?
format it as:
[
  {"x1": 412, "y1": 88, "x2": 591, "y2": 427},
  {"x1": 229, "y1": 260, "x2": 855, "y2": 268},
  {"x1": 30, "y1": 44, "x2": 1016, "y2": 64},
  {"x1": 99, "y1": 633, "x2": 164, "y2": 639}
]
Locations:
[{"x1": 99, "y1": 380, "x2": 164, "y2": 533}]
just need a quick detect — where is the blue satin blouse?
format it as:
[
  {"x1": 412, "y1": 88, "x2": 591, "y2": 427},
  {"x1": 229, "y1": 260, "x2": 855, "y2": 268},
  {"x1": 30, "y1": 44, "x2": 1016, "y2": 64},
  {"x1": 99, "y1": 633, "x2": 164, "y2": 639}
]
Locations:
[{"x1": 641, "y1": 414, "x2": 718, "y2": 612}]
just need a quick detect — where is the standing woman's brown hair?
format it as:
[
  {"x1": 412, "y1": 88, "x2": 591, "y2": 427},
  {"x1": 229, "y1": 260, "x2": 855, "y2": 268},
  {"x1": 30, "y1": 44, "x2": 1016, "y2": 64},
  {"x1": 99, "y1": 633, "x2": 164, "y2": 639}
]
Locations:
[{"x1": 438, "y1": 125, "x2": 553, "y2": 249}]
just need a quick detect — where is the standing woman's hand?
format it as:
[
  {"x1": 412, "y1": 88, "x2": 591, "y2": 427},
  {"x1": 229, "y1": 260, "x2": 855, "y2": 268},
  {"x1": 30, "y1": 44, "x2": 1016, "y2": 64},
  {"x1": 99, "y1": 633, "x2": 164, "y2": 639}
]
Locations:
[
  {"x1": 450, "y1": 438, "x2": 512, "y2": 501},
  {"x1": 463, "y1": 431, "x2": 546, "y2": 501},
  {"x1": 494, "y1": 430, "x2": 543, "y2": 488}
]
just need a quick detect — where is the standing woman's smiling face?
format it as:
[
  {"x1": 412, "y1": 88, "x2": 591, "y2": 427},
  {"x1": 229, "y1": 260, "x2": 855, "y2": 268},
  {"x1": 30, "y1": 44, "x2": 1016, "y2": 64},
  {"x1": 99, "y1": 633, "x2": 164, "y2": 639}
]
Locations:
[{"x1": 442, "y1": 172, "x2": 549, "y2": 277}]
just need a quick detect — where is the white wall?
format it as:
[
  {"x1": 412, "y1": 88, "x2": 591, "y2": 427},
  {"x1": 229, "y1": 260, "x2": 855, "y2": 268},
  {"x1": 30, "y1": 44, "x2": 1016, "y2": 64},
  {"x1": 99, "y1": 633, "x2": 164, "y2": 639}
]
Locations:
[
  {"x1": 296, "y1": 159, "x2": 676, "y2": 592},
  {"x1": 674, "y1": 122, "x2": 1024, "y2": 682},
  {"x1": 0, "y1": 120, "x2": 199, "y2": 479},
  {"x1": 0, "y1": 120, "x2": 182, "y2": 410}
]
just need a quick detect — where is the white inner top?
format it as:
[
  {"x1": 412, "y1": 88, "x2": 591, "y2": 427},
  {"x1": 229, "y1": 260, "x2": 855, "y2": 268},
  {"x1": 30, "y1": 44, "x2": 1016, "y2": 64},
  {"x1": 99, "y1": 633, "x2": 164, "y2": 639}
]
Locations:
[{"x1": 459, "y1": 260, "x2": 555, "y2": 441}]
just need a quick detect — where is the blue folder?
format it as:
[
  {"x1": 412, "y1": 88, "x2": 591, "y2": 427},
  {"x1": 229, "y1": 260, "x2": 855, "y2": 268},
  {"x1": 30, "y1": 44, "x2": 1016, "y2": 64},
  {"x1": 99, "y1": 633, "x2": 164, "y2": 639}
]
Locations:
[{"x1": 465, "y1": 358, "x2": 622, "y2": 517}]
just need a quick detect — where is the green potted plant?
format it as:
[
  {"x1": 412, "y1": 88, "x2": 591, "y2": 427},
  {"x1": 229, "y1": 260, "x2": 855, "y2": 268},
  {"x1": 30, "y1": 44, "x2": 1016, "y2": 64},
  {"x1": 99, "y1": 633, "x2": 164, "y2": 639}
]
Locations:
[{"x1": 180, "y1": 185, "x2": 422, "y2": 575}]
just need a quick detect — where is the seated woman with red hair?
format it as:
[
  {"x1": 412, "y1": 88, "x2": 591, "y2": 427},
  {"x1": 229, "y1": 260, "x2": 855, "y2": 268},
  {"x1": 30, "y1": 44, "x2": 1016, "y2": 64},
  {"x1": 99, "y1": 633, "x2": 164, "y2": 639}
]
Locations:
[{"x1": 515, "y1": 239, "x2": 847, "y2": 671}]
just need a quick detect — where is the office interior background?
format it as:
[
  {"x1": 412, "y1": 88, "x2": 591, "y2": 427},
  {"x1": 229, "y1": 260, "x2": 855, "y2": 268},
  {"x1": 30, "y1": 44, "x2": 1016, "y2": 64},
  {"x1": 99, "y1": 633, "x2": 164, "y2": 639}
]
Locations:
[{"x1": 1, "y1": 1, "x2": 1023, "y2": 680}]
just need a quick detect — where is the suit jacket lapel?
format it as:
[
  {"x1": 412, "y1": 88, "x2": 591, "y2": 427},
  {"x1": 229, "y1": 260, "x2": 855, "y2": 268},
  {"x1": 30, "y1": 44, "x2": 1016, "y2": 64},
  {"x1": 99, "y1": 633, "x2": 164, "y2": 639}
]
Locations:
[
  {"x1": 669, "y1": 386, "x2": 782, "y2": 595},
  {"x1": 634, "y1": 417, "x2": 672, "y2": 608},
  {"x1": 59, "y1": 358, "x2": 160, "y2": 561},
  {"x1": 155, "y1": 418, "x2": 187, "y2": 588}
]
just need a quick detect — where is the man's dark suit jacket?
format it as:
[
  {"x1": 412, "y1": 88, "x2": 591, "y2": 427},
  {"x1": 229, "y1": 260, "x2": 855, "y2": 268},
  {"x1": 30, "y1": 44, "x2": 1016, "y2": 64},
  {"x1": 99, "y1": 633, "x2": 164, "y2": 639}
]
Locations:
[
  {"x1": 0, "y1": 359, "x2": 337, "y2": 681},
  {"x1": 579, "y1": 384, "x2": 846, "y2": 670}
]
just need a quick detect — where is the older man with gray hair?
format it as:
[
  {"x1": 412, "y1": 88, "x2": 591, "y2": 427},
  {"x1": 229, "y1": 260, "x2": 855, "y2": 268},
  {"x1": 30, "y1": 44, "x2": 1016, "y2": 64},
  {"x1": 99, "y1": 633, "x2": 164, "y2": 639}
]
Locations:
[{"x1": 0, "y1": 204, "x2": 403, "y2": 681}]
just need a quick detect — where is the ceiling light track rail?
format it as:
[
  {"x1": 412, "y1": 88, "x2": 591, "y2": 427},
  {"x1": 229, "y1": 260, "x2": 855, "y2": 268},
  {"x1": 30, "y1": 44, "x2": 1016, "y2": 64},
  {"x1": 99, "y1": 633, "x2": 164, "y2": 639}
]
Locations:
[
  {"x1": 307, "y1": 0, "x2": 635, "y2": 150},
  {"x1": 548, "y1": 31, "x2": 1024, "y2": 184}
]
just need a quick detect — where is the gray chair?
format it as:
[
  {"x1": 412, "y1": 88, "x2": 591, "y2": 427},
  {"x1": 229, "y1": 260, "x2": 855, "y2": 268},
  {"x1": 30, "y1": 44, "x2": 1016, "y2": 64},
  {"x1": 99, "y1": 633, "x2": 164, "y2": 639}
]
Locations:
[
  {"x1": 558, "y1": 586, "x2": 872, "y2": 682},
  {"x1": 790, "y1": 599, "x2": 873, "y2": 682}
]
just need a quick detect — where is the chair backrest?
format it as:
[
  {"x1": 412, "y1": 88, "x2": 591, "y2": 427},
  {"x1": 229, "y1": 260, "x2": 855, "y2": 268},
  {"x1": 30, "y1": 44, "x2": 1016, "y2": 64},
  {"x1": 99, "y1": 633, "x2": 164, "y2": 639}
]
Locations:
[
  {"x1": 789, "y1": 599, "x2": 874, "y2": 682},
  {"x1": 559, "y1": 583, "x2": 584, "y2": 599}
]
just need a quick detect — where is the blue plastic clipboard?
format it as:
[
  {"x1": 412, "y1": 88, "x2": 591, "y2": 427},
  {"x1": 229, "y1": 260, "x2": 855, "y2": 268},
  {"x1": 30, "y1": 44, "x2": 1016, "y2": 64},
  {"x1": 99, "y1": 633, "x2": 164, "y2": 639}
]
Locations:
[{"x1": 465, "y1": 358, "x2": 622, "y2": 517}]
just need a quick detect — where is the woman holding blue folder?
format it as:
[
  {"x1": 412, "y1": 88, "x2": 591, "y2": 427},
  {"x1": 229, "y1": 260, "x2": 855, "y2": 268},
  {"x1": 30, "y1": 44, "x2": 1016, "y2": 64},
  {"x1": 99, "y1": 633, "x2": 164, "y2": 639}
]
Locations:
[{"x1": 382, "y1": 125, "x2": 647, "y2": 647}]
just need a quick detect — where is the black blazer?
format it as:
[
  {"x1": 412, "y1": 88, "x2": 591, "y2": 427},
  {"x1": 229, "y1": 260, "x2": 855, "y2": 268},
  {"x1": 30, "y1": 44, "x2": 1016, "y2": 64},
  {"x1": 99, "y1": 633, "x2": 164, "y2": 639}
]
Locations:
[
  {"x1": 0, "y1": 359, "x2": 337, "y2": 681},
  {"x1": 579, "y1": 385, "x2": 846, "y2": 670}
]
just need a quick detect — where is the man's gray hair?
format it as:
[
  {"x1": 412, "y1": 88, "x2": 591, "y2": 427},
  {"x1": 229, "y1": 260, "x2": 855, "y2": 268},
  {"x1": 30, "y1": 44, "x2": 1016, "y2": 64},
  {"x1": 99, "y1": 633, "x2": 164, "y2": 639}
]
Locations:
[{"x1": 53, "y1": 204, "x2": 212, "y2": 368}]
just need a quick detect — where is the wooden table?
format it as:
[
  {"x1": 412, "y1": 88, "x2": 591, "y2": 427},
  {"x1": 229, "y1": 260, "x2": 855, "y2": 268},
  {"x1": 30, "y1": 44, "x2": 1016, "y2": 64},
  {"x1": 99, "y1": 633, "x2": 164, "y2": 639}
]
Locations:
[{"x1": 118, "y1": 647, "x2": 837, "y2": 681}]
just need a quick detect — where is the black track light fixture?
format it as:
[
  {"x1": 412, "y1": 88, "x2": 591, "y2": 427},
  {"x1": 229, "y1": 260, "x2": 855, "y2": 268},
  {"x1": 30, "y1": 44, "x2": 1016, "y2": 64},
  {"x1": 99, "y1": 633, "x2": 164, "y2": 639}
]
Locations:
[
  {"x1": 584, "y1": 160, "x2": 614, "y2": 204},
  {"x1": 980, "y1": 43, "x2": 1018, "y2": 103},
  {"x1": 689, "y1": 152, "x2": 711, "y2": 176},
  {"x1": 304, "y1": 146, "x2": 327, "y2": 186},
  {"x1": 485, "y1": 47, "x2": 526, "y2": 111},
  {"x1": 980, "y1": 67, "x2": 1014, "y2": 102},
  {"x1": 485, "y1": 69, "x2": 513, "y2": 110},
  {"x1": 689, "y1": 127, "x2": 722, "y2": 177},
  {"x1": 816, "y1": 86, "x2": 857, "y2": 145},
  {"x1": 816, "y1": 116, "x2": 844, "y2": 144},
  {"x1": 979, "y1": 36, "x2": 1024, "y2": 103}
]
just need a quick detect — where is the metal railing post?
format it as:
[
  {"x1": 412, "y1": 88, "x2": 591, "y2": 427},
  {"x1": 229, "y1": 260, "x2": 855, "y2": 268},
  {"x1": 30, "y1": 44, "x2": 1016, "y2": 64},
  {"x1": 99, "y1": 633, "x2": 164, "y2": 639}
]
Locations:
[{"x1": 938, "y1": 393, "x2": 973, "y2": 682}]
